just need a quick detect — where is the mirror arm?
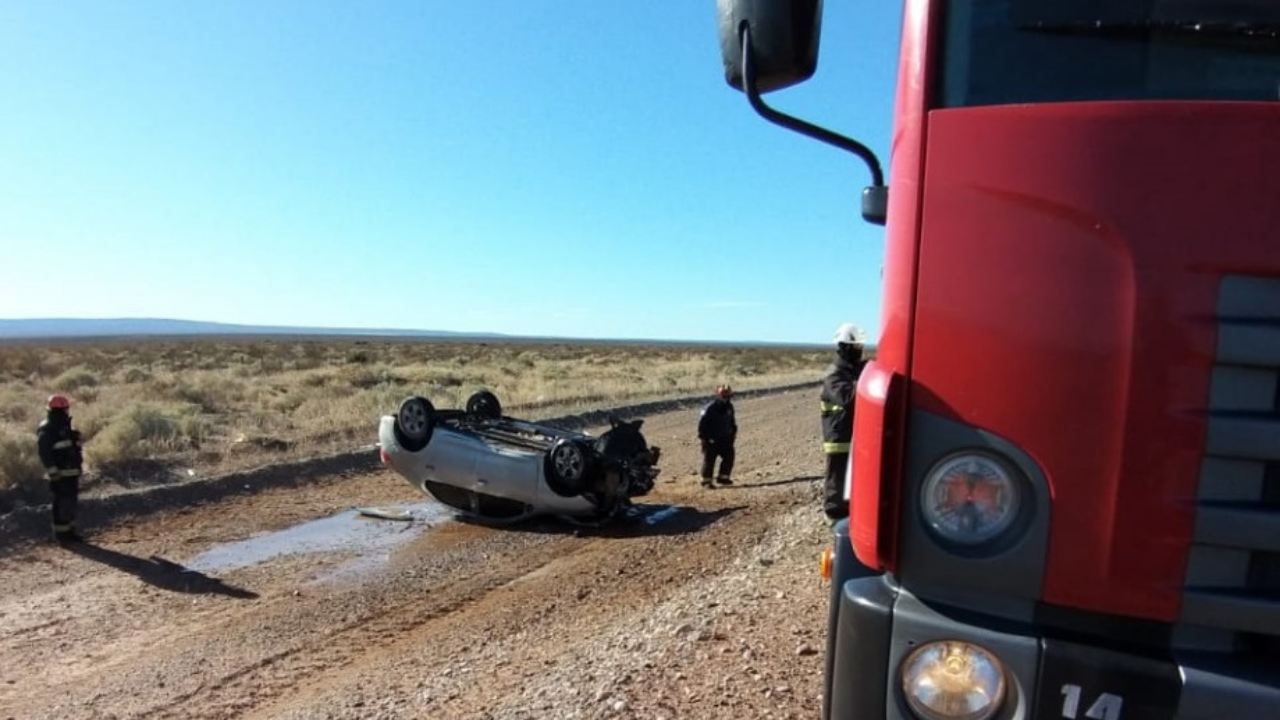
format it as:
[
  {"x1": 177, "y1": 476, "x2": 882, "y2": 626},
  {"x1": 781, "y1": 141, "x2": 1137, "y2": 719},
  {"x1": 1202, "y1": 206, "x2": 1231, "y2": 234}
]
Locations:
[{"x1": 739, "y1": 23, "x2": 888, "y2": 223}]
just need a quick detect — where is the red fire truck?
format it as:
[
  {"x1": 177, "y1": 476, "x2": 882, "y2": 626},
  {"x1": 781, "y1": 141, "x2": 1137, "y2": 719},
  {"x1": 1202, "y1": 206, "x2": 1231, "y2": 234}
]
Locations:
[{"x1": 715, "y1": 1, "x2": 1280, "y2": 719}]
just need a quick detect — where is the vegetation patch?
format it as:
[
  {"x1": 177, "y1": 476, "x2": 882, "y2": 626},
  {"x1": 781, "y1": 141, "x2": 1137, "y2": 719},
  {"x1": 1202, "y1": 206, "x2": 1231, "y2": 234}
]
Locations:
[{"x1": 0, "y1": 338, "x2": 835, "y2": 497}]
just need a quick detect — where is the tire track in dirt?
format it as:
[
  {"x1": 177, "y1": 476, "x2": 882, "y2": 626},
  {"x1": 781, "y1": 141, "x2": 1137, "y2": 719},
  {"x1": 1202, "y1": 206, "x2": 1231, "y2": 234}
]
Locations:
[
  {"x1": 0, "y1": 471, "x2": 425, "y2": 715},
  {"x1": 244, "y1": 496, "x2": 779, "y2": 719},
  {"x1": 141, "y1": 532, "x2": 587, "y2": 719},
  {"x1": 5, "y1": 527, "x2": 574, "y2": 720},
  {"x1": 131, "y1": 497, "x2": 771, "y2": 716},
  {"x1": 229, "y1": 388, "x2": 823, "y2": 719}
]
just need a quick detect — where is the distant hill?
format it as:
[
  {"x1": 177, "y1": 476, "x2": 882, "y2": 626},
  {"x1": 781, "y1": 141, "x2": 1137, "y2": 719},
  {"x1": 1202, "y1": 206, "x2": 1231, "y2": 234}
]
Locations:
[
  {"x1": 0, "y1": 318, "x2": 499, "y2": 341},
  {"x1": 0, "y1": 318, "x2": 842, "y2": 349}
]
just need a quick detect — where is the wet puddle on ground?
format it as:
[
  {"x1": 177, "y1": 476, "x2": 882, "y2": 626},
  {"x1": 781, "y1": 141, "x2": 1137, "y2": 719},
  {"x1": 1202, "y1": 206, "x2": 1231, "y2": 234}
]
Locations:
[
  {"x1": 182, "y1": 501, "x2": 688, "y2": 583},
  {"x1": 638, "y1": 506, "x2": 682, "y2": 526},
  {"x1": 184, "y1": 503, "x2": 454, "y2": 575}
]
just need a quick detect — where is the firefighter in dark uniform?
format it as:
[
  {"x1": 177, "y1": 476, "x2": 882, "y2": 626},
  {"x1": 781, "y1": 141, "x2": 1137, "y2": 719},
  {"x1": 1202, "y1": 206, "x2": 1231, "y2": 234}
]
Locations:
[
  {"x1": 820, "y1": 324, "x2": 868, "y2": 520},
  {"x1": 37, "y1": 394, "x2": 85, "y2": 543},
  {"x1": 697, "y1": 384, "x2": 737, "y2": 488}
]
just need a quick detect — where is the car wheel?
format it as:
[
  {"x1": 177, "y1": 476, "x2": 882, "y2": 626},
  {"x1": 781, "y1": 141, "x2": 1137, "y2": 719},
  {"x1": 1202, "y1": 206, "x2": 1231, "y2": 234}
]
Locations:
[
  {"x1": 545, "y1": 438, "x2": 592, "y2": 497},
  {"x1": 394, "y1": 395, "x2": 435, "y2": 451},
  {"x1": 465, "y1": 390, "x2": 502, "y2": 420}
]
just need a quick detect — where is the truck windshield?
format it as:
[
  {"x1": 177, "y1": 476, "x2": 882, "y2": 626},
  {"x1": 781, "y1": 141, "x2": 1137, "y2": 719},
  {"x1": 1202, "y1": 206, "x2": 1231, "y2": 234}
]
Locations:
[{"x1": 939, "y1": 0, "x2": 1280, "y2": 107}]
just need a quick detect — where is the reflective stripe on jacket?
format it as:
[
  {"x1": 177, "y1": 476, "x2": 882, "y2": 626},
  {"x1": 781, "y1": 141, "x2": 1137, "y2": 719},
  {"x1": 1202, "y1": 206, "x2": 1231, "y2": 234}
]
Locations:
[
  {"x1": 37, "y1": 415, "x2": 84, "y2": 479},
  {"x1": 820, "y1": 356, "x2": 865, "y2": 454}
]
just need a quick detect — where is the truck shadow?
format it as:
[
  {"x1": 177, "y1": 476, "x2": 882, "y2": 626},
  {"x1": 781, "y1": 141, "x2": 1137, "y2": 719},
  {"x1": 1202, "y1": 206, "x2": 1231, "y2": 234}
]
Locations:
[{"x1": 63, "y1": 542, "x2": 259, "y2": 599}]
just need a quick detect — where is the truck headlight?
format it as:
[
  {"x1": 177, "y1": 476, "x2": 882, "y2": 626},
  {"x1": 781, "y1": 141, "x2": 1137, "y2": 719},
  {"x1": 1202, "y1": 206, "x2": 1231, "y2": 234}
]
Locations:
[
  {"x1": 920, "y1": 452, "x2": 1022, "y2": 547},
  {"x1": 901, "y1": 641, "x2": 1006, "y2": 720}
]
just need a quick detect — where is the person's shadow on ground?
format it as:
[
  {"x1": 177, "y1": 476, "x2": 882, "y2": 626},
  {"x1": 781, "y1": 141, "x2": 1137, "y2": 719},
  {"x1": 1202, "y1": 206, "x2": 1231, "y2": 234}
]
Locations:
[
  {"x1": 457, "y1": 504, "x2": 745, "y2": 539},
  {"x1": 713, "y1": 474, "x2": 822, "y2": 491},
  {"x1": 563, "y1": 504, "x2": 745, "y2": 539},
  {"x1": 63, "y1": 542, "x2": 259, "y2": 599}
]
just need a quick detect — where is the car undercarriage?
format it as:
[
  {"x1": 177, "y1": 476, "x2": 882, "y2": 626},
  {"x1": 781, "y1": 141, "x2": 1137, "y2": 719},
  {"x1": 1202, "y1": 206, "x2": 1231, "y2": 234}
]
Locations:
[{"x1": 380, "y1": 390, "x2": 662, "y2": 525}]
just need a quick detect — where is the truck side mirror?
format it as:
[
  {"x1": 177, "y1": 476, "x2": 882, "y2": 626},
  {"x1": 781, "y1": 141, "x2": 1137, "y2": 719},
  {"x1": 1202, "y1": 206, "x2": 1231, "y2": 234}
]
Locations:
[
  {"x1": 716, "y1": 0, "x2": 823, "y2": 94},
  {"x1": 713, "y1": 0, "x2": 887, "y2": 226}
]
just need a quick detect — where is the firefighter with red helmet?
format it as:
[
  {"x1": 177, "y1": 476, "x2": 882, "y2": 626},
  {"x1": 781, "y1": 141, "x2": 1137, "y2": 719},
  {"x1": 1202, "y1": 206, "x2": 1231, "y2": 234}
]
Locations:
[
  {"x1": 697, "y1": 384, "x2": 738, "y2": 487},
  {"x1": 820, "y1": 324, "x2": 868, "y2": 520},
  {"x1": 36, "y1": 394, "x2": 85, "y2": 543}
]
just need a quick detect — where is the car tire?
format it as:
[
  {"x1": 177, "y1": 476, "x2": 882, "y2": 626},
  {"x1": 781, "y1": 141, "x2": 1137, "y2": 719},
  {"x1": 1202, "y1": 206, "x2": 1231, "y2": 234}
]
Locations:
[
  {"x1": 465, "y1": 390, "x2": 502, "y2": 420},
  {"x1": 545, "y1": 438, "x2": 592, "y2": 497},
  {"x1": 394, "y1": 395, "x2": 435, "y2": 452}
]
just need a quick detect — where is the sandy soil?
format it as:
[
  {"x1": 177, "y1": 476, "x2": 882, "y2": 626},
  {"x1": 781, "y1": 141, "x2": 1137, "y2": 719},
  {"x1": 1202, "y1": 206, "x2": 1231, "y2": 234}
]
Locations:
[{"x1": 0, "y1": 387, "x2": 840, "y2": 720}]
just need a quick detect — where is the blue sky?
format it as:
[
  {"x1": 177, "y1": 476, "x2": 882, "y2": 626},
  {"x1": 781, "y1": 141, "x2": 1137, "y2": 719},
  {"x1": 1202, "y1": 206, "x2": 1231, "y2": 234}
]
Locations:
[{"x1": 0, "y1": 2, "x2": 902, "y2": 344}]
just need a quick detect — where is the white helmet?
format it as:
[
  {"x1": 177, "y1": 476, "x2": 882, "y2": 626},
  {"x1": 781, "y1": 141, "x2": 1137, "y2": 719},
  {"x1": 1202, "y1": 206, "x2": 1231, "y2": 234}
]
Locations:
[{"x1": 833, "y1": 323, "x2": 866, "y2": 345}]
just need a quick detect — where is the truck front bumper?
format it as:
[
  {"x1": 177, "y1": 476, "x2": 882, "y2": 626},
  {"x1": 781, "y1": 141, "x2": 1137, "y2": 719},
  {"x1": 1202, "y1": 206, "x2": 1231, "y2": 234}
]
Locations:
[{"x1": 829, "y1": 575, "x2": 1280, "y2": 720}]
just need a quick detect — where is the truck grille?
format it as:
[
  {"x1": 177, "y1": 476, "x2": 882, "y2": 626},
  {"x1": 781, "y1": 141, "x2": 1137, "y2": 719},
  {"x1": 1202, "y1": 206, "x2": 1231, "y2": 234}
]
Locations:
[{"x1": 1177, "y1": 275, "x2": 1280, "y2": 657}]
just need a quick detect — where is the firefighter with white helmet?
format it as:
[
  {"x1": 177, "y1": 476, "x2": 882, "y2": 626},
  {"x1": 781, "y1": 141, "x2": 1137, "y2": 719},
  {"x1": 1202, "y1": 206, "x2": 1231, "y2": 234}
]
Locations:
[
  {"x1": 36, "y1": 394, "x2": 85, "y2": 543},
  {"x1": 820, "y1": 323, "x2": 868, "y2": 520}
]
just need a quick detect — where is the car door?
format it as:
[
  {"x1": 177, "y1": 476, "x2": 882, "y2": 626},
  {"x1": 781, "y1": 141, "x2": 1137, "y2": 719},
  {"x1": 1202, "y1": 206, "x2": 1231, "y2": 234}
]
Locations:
[
  {"x1": 472, "y1": 441, "x2": 541, "y2": 504},
  {"x1": 419, "y1": 428, "x2": 480, "y2": 488}
]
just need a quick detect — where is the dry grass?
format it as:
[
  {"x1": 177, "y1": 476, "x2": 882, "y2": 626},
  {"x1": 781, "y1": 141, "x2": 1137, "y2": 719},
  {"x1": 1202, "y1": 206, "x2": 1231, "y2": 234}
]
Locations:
[{"x1": 0, "y1": 338, "x2": 835, "y2": 498}]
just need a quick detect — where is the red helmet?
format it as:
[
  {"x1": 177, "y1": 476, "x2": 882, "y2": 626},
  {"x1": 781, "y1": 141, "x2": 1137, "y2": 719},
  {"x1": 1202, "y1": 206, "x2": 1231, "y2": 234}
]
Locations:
[
  {"x1": 47, "y1": 394, "x2": 71, "y2": 410},
  {"x1": 715, "y1": 385, "x2": 733, "y2": 399}
]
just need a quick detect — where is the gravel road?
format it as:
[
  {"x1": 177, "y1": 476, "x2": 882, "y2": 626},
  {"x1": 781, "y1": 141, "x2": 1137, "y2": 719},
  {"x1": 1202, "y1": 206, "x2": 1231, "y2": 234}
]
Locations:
[{"x1": 0, "y1": 387, "x2": 840, "y2": 720}]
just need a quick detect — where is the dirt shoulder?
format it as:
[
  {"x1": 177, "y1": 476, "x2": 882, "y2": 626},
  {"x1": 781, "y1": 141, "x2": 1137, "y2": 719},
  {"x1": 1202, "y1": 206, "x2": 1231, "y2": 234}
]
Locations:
[{"x1": 0, "y1": 387, "x2": 839, "y2": 720}]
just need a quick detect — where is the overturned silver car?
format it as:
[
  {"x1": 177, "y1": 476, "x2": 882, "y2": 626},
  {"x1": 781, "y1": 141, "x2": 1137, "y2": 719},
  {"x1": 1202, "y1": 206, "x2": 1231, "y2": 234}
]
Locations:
[{"x1": 378, "y1": 390, "x2": 662, "y2": 524}]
